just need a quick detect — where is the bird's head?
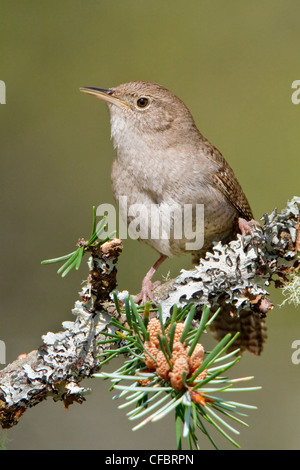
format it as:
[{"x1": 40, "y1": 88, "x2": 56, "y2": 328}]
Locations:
[{"x1": 80, "y1": 81, "x2": 198, "y2": 150}]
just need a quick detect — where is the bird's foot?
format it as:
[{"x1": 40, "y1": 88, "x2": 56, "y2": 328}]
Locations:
[
  {"x1": 238, "y1": 217, "x2": 261, "y2": 239},
  {"x1": 134, "y1": 279, "x2": 161, "y2": 305},
  {"x1": 134, "y1": 254, "x2": 167, "y2": 305}
]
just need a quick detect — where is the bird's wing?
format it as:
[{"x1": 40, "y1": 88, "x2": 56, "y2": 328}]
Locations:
[
  {"x1": 203, "y1": 140, "x2": 253, "y2": 220},
  {"x1": 213, "y1": 163, "x2": 253, "y2": 220}
]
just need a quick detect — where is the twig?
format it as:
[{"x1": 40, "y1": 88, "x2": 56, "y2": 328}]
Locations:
[{"x1": 0, "y1": 239, "x2": 123, "y2": 429}]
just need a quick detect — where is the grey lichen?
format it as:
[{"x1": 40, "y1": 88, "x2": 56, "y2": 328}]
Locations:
[
  {"x1": 0, "y1": 239, "x2": 123, "y2": 428},
  {"x1": 157, "y1": 235, "x2": 265, "y2": 313},
  {"x1": 156, "y1": 197, "x2": 300, "y2": 313},
  {"x1": 280, "y1": 273, "x2": 300, "y2": 307}
]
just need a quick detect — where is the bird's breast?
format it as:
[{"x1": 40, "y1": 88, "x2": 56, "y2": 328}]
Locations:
[{"x1": 111, "y1": 155, "x2": 238, "y2": 258}]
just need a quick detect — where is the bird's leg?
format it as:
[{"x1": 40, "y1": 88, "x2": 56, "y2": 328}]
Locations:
[
  {"x1": 135, "y1": 254, "x2": 167, "y2": 305},
  {"x1": 238, "y1": 217, "x2": 261, "y2": 238}
]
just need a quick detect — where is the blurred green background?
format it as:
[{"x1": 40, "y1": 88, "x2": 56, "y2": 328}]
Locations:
[{"x1": 1, "y1": 0, "x2": 300, "y2": 450}]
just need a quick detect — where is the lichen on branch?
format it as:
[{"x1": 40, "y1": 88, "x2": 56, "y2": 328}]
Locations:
[{"x1": 0, "y1": 197, "x2": 299, "y2": 429}]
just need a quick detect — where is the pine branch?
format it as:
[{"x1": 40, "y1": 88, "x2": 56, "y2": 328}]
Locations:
[
  {"x1": 0, "y1": 197, "x2": 299, "y2": 430},
  {"x1": 0, "y1": 238, "x2": 123, "y2": 429}
]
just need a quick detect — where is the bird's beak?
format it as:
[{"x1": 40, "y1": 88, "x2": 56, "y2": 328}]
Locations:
[{"x1": 80, "y1": 87, "x2": 129, "y2": 109}]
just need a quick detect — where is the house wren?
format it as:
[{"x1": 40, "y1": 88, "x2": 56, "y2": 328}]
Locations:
[{"x1": 80, "y1": 81, "x2": 258, "y2": 304}]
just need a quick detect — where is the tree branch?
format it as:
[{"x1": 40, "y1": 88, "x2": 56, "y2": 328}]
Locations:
[{"x1": 0, "y1": 197, "x2": 299, "y2": 429}]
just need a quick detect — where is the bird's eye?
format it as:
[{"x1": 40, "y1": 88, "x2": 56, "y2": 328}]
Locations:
[{"x1": 136, "y1": 97, "x2": 149, "y2": 108}]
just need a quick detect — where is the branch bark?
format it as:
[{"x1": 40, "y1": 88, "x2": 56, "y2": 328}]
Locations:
[{"x1": 1, "y1": 197, "x2": 299, "y2": 429}]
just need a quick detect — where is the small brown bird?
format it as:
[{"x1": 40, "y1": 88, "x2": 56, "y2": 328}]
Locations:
[{"x1": 80, "y1": 81, "x2": 258, "y2": 304}]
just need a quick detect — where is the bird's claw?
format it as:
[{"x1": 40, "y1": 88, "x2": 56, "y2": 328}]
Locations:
[
  {"x1": 238, "y1": 217, "x2": 261, "y2": 239},
  {"x1": 134, "y1": 280, "x2": 161, "y2": 305}
]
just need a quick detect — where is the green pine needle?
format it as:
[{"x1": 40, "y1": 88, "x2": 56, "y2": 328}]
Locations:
[
  {"x1": 95, "y1": 294, "x2": 261, "y2": 450},
  {"x1": 41, "y1": 207, "x2": 115, "y2": 277}
]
